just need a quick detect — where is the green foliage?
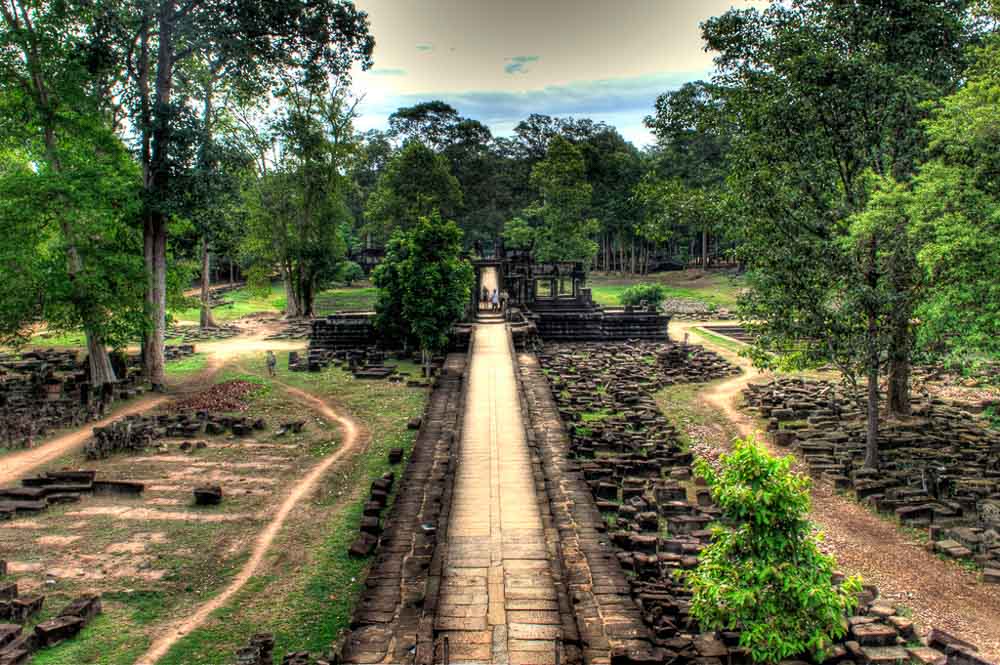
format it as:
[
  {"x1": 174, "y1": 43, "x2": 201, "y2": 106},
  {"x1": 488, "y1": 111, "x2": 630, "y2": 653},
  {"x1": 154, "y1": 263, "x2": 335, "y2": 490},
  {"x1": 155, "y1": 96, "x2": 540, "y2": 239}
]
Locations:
[
  {"x1": 908, "y1": 35, "x2": 1000, "y2": 358},
  {"x1": 502, "y1": 216, "x2": 536, "y2": 250},
  {"x1": 364, "y1": 141, "x2": 463, "y2": 243},
  {"x1": 618, "y1": 284, "x2": 667, "y2": 308},
  {"x1": 241, "y1": 87, "x2": 355, "y2": 316},
  {"x1": 335, "y1": 261, "x2": 365, "y2": 286},
  {"x1": 689, "y1": 438, "x2": 862, "y2": 662},
  {"x1": 373, "y1": 214, "x2": 473, "y2": 360},
  {"x1": 525, "y1": 136, "x2": 599, "y2": 265}
]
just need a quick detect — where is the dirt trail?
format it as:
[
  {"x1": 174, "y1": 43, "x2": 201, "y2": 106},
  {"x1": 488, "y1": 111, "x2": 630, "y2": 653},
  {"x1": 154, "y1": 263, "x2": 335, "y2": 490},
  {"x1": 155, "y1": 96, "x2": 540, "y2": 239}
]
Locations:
[
  {"x1": 672, "y1": 321, "x2": 1000, "y2": 661},
  {"x1": 0, "y1": 325, "x2": 305, "y2": 486},
  {"x1": 135, "y1": 382, "x2": 366, "y2": 665}
]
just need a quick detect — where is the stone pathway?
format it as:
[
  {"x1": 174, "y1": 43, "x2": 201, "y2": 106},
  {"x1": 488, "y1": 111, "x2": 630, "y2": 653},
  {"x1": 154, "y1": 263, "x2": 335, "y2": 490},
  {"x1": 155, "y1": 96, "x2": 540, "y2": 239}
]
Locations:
[{"x1": 437, "y1": 323, "x2": 562, "y2": 664}]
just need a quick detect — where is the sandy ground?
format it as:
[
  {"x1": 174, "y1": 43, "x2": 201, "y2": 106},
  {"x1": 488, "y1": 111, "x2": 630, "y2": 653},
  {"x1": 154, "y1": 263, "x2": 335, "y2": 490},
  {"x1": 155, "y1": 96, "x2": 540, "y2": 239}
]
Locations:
[
  {"x1": 135, "y1": 381, "x2": 368, "y2": 664},
  {"x1": 0, "y1": 324, "x2": 305, "y2": 486},
  {"x1": 671, "y1": 321, "x2": 1000, "y2": 661}
]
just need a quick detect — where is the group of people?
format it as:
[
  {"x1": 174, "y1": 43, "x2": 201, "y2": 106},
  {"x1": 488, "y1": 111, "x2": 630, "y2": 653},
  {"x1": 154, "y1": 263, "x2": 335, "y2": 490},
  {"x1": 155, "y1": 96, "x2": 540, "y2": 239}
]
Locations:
[{"x1": 480, "y1": 286, "x2": 508, "y2": 312}]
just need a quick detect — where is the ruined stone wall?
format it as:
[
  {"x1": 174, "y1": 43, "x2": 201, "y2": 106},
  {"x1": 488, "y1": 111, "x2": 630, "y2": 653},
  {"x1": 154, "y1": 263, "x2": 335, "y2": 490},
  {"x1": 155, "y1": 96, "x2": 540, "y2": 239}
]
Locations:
[{"x1": 336, "y1": 351, "x2": 468, "y2": 665}]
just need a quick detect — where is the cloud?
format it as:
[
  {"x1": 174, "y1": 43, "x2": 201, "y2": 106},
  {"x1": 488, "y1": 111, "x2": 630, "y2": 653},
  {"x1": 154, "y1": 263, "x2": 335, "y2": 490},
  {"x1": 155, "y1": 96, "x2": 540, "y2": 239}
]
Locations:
[
  {"x1": 504, "y1": 55, "x2": 541, "y2": 75},
  {"x1": 356, "y1": 71, "x2": 703, "y2": 146},
  {"x1": 369, "y1": 68, "x2": 407, "y2": 76},
  {"x1": 415, "y1": 43, "x2": 433, "y2": 52}
]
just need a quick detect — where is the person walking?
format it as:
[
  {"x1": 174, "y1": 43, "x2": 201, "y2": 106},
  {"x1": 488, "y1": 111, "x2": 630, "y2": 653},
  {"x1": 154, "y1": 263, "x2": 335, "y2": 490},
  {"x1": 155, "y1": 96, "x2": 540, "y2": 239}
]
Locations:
[
  {"x1": 481, "y1": 286, "x2": 489, "y2": 309},
  {"x1": 266, "y1": 350, "x2": 277, "y2": 377},
  {"x1": 491, "y1": 288, "x2": 499, "y2": 312}
]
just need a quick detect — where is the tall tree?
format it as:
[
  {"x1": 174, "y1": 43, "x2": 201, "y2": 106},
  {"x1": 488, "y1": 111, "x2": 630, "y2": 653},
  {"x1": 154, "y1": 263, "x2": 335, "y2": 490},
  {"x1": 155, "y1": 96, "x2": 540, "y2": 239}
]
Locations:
[
  {"x1": 517, "y1": 136, "x2": 599, "y2": 266},
  {"x1": 118, "y1": 0, "x2": 373, "y2": 389},
  {"x1": 0, "y1": 0, "x2": 138, "y2": 387},
  {"x1": 704, "y1": 0, "x2": 975, "y2": 463},
  {"x1": 363, "y1": 140, "x2": 463, "y2": 242},
  {"x1": 373, "y1": 213, "x2": 473, "y2": 377},
  {"x1": 242, "y1": 85, "x2": 356, "y2": 318}
]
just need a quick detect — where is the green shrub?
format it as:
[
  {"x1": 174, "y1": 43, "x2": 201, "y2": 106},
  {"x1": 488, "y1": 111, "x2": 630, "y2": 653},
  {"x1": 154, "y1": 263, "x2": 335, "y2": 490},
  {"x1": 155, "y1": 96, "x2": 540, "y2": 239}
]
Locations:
[
  {"x1": 336, "y1": 261, "x2": 365, "y2": 286},
  {"x1": 619, "y1": 283, "x2": 667, "y2": 308},
  {"x1": 688, "y1": 437, "x2": 861, "y2": 663}
]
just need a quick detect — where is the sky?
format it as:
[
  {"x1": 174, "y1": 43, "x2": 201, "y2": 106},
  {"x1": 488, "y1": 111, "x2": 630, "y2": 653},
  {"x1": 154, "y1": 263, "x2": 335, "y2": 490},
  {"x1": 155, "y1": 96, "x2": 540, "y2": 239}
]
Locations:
[{"x1": 349, "y1": 1, "x2": 765, "y2": 147}]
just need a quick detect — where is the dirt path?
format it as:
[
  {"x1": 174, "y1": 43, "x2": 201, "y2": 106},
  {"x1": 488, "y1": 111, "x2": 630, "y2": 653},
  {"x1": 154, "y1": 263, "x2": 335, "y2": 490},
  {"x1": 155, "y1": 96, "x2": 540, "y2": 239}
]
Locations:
[
  {"x1": 0, "y1": 325, "x2": 305, "y2": 486},
  {"x1": 136, "y1": 382, "x2": 367, "y2": 665},
  {"x1": 671, "y1": 321, "x2": 1000, "y2": 661}
]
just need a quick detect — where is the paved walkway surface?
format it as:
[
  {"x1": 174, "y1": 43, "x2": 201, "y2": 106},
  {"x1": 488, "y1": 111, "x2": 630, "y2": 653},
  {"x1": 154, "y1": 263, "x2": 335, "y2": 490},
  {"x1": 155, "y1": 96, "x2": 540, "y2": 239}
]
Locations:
[{"x1": 437, "y1": 323, "x2": 562, "y2": 664}]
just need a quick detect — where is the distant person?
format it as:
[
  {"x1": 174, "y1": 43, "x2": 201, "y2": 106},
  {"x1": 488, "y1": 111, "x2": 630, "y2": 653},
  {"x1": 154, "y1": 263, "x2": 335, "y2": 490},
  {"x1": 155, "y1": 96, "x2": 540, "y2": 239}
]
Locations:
[
  {"x1": 491, "y1": 288, "x2": 499, "y2": 312},
  {"x1": 481, "y1": 286, "x2": 489, "y2": 309},
  {"x1": 266, "y1": 350, "x2": 277, "y2": 377}
]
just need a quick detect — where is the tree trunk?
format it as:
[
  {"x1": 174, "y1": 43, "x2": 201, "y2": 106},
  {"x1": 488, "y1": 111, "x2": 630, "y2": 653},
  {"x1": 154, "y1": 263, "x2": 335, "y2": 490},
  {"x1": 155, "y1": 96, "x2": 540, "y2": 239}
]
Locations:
[
  {"x1": 702, "y1": 229, "x2": 709, "y2": 270},
  {"x1": 283, "y1": 267, "x2": 302, "y2": 318},
  {"x1": 229, "y1": 260, "x2": 235, "y2": 285},
  {"x1": 86, "y1": 329, "x2": 117, "y2": 388},
  {"x1": 887, "y1": 299, "x2": 912, "y2": 418},
  {"x1": 200, "y1": 237, "x2": 218, "y2": 328},
  {"x1": 142, "y1": 0, "x2": 176, "y2": 392},
  {"x1": 864, "y1": 236, "x2": 880, "y2": 469}
]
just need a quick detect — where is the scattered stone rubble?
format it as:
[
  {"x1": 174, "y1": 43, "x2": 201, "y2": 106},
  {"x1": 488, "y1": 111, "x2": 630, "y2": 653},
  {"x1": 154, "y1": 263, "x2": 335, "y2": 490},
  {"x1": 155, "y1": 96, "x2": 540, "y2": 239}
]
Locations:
[
  {"x1": 0, "y1": 470, "x2": 143, "y2": 521},
  {"x1": 0, "y1": 591, "x2": 101, "y2": 663},
  {"x1": 0, "y1": 349, "x2": 145, "y2": 450},
  {"x1": 744, "y1": 377, "x2": 1000, "y2": 581},
  {"x1": 529, "y1": 343, "x2": 991, "y2": 665},
  {"x1": 84, "y1": 410, "x2": 266, "y2": 460},
  {"x1": 289, "y1": 348, "x2": 423, "y2": 385},
  {"x1": 661, "y1": 297, "x2": 735, "y2": 321}
]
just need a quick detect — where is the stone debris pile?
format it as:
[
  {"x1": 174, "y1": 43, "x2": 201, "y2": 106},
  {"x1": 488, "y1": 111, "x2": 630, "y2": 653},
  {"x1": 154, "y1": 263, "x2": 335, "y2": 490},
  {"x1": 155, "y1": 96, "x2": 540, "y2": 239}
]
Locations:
[
  {"x1": 744, "y1": 377, "x2": 1000, "y2": 581},
  {"x1": 84, "y1": 410, "x2": 266, "y2": 459},
  {"x1": 0, "y1": 470, "x2": 143, "y2": 521},
  {"x1": 532, "y1": 344, "x2": 991, "y2": 665},
  {"x1": 0, "y1": 592, "x2": 101, "y2": 663},
  {"x1": 0, "y1": 349, "x2": 145, "y2": 450}
]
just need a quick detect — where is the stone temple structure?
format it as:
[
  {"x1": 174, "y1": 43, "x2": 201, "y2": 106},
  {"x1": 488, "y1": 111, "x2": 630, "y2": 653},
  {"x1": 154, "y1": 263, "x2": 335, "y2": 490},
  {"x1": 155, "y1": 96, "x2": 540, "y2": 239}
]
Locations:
[{"x1": 311, "y1": 249, "x2": 670, "y2": 353}]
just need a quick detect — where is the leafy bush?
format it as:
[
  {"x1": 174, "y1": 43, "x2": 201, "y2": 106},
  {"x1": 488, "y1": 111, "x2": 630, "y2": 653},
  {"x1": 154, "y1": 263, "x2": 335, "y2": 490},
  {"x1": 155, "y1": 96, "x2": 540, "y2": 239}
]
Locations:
[
  {"x1": 336, "y1": 261, "x2": 365, "y2": 286},
  {"x1": 688, "y1": 438, "x2": 861, "y2": 662},
  {"x1": 619, "y1": 283, "x2": 667, "y2": 308}
]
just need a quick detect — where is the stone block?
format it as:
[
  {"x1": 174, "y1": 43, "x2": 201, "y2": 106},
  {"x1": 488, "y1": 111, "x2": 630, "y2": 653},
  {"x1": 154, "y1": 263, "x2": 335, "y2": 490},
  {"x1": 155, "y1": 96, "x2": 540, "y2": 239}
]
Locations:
[
  {"x1": 193, "y1": 485, "x2": 223, "y2": 506},
  {"x1": 33, "y1": 615, "x2": 84, "y2": 647}
]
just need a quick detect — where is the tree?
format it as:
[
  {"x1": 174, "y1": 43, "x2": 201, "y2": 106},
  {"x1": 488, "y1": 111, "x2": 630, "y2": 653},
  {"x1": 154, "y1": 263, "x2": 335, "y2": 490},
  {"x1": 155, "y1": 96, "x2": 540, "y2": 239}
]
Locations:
[
  {"x1": 117, "y1": 0, "x2": 373, "y2": 389},
  {"x1": 363, "y1": 141, "x2": 463, "y2": 242},
  {"x1": 372, "y1": 214, "x2": 473, "y2": 377},
  {"x1": 242, "y1": 85, "x2": 355, "y2": 318},
  {"x1": 703, "y1": 0, "x2": 976, "y2": 462},
  {"x1": 908, "y1": 32, "x2": 1000, "y2": 361},
  {"x1": 524, "y1": 136, "x2": 599, "y2": 265},
  {"x1": 689, "y1": 438, "x2": 862, "y2": 662},
  {"x1": 0, "y1": 0, "x2": 141, "y2": 387},
  {"x1": 388, "y1": 101, "x2": 461, "y2": 151}
]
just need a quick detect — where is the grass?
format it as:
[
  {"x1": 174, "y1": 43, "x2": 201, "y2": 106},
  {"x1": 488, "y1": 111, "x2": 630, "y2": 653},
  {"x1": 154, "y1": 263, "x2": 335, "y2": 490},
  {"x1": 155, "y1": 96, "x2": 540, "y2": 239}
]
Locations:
[
  {"x1": 654, "y1": 381, "x2": 740, "y2": 452},
  {"x1": 164, "y1": 352, "x2": 208, "y2": 376},
  {"x1": 690, "y1": 327, "x2": 747, "y2": 355},
  {"x1": 24, "y1": 330, "x2": 87, "y2": 348},
  {"x1": 154, "y1": 354, "x2": 426, "y2": 664},
  {"x1": 31, "y1": 352, "x2": 426, "y2": 665},
  {"x1": 313, "y1": 286, "x2": 377, "y2": 315},
  {"x1": 588, "y1": 270, "x2": 744, "y2": 309},
  {"x1": 170, "y1": 284, "x2": 286, "y2": 324}
]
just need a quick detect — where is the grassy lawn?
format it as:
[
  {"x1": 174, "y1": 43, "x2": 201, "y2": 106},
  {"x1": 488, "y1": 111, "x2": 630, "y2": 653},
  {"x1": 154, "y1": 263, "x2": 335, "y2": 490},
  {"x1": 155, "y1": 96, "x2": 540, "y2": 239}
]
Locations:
[
  {"x1": 588, "y1": 270, "x2": 744, "y2": 309},
  {"x1": 170, "y1": 284, "x2": 287, "y2": 324},
  {"x1": 164, "y1": 352, "x2": 209, "y2": 376},
  {"x1": 313, "y1": 286, "x2": 377, "y2": 315},
  {"x1": 25, "y1": 353, "x2": 426, "y2": 665},
  {"x1": 690, "y1": 327, "x2": 747, "y2": 355}
]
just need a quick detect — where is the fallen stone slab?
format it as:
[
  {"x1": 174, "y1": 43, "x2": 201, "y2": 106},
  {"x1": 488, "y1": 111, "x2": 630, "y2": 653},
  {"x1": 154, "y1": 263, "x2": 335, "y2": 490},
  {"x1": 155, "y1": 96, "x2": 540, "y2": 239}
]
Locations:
[
  {"x1": 908, "y1": 646, "x2": 948, "y2": 665},
  {"x1": 0, "y1": 624, "x2": 21, "y2": 649},
  {"x1": 58, "y1": 595, "x2": 102, "y2": 624},
  {"x1": 194, "y1": 486, "x2": 223, "y2": 506},
  {"x1": 33, "y1": 615, "x2": 85, "y2": 647}
]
